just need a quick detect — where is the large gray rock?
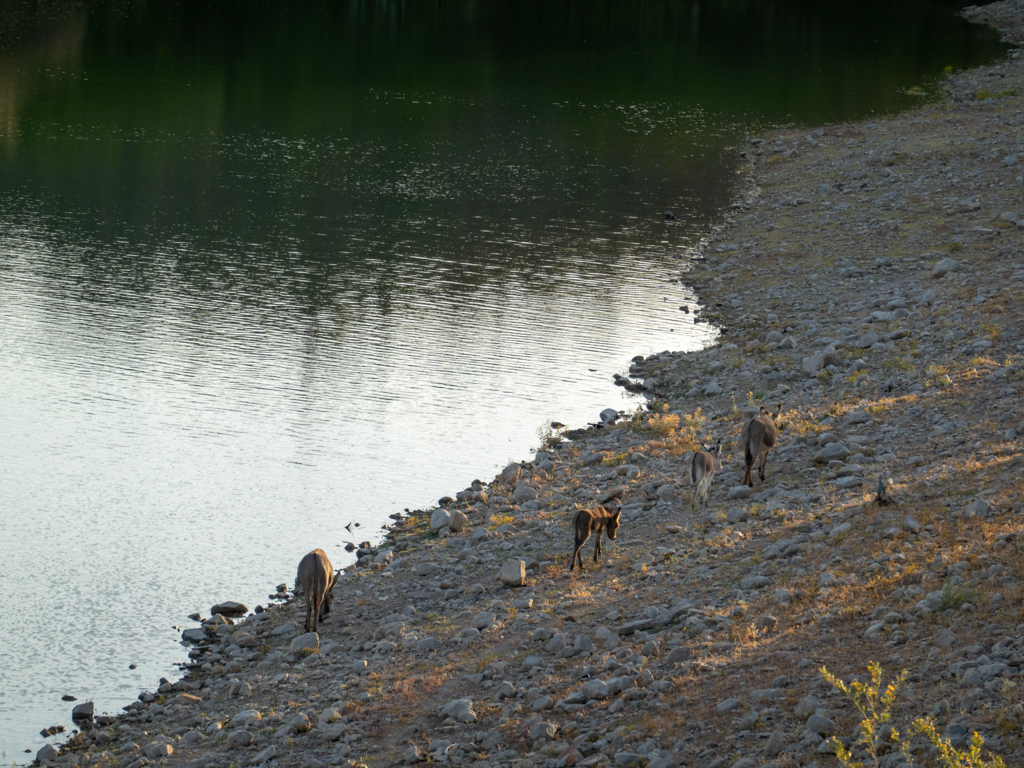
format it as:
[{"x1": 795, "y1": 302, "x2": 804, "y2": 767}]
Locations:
[
  {"x1": 803, "y1": 352, "x2": 827, "y2": 375},
  {"x1": 931, "y1": 257, "x2": 960, "y2": 278},
  {"x1": 182, "y1": 628, "x2": 207, "y2": 643},
  {"x1": 439, "y1": 699, "x2": 477, "y2": 724},
  {"x1": 529, "y1": 721, "x2": 558, "y2": 740},
  {"x1": 726, "y1": 507, "x2": 749, "y2": 523},
  {"x1": 806, "y1": 714, "x2": 836, "y2": 735},
  {"x1": 856, "y1": 332, "x2": 879, "y2": 348},
  {"x1": 965, "y1": 499, "x2": 993, "y2": 517},
  {"x1": 225, "y1": 730, "x2": 253, "y2": 749},
  {"x1": 499, "y1": 559, "x2": 527, "y2": 587},
  {"x1": 289, "y1": 632, "x2": 319, "y2": 654},
  {"x1": 72, "y1": 701, "x2": 94, "y2": 720},
  {"x1": 449, "y1": 510, "x2": 469, "y2": 533},
  {"x1": 600, "y1": 408, "x2": 620, "y2": 424},
  {"x1": 36, "y1": 745, "x2": 58, "y2": 764},
  {"x1": 252, "y1": 746, "x2": 276, "y2": 764},
  {"x1": 581, "y1": 679, "x2": 610, "y2": 700},
  {"x1": 322, "y1": 722, "x2": 347, "y2": 741},
  {"x1": 741, "y1": 575, "x2": 770, "y2": 590},
  {"x1": 815, "y1": 442, "x2": 850, "y2": 461},
  {"x1": 764, "y1": 729, "x2": 786, "y2": 757},
  {"x1": 728, "y1": 485, "x2": 752, "y2": 500},
  {"x1": 430, "y1": 508, "x2": 452, "y2": 533},
  {"x1": 716, "y1": 697, "x2": 743, "y2": 714},
  {"x1": 513, "y1": 484, "x2": 538, "y2": 503},
  {"x1": 230, "y1": 709, "x2": 262, "y2": 727},
  {"x1": 473, "y1": 611, "x2": 496, "y2": 630},
  {"x1": 846, "y1": 409, "x2": 871, "y2": 424},
  {"x1": 144, "y1": 743, "x2": 174, "y2": 759},
  {"x1": 498, "y1": 463, "x2": 522, "y2": 486},
  {"x1": 413, "y1": 561, "x2": 441, "y2": 577},
  {"x1": 211, "y1": 601, "x2": 248, "y2": 617}
]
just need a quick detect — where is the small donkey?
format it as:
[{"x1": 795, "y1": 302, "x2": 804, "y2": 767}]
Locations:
[
  {"x1": 741, "y1": 404, "x2": 782, "y2": 487},
  {"x1": 296, "y1": 548, "x2": 336, "y2": 633},
  {"x1": 690, "y1": 439, "x2": 723, "y2": 510},
  {"x1": 569, "y1": 504, "x2": 621, "y2": 572}
]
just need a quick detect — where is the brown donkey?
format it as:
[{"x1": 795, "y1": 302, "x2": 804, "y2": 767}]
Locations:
[
  {"x1": 741, "y1": 404, "x2": 781, "y2": 487},
  {"x1": 569, "y1": 505, "x2": 621, "y2": 572},
  {"x1": 296, "y1": 548, "x2": 336, "y2": 633},
  {"x1": 691, "y1": 439, "x2": 723, "y2": 510}
]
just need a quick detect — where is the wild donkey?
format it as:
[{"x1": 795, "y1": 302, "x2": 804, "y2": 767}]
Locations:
[
  {"x1": 296, "y1": 548, "x2": 336, "y2": 633},
  {"x1": 569, "y1": 504, "x2": 621, "y2": 572},
  {"x1": 742, "y1": 404, "x2": 781, "y2": 487},
  {"x1": 691, "y1": 440, "x2": 723, "y2": 510}
]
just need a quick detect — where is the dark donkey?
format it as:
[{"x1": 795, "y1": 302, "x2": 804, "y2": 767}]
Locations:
[
  {"x1": 296, "y1": 548, "x2": 336, "y2": 633},
  {"x1": 741, "y1": 403, "x2": 782, "y2": 487},
  {"x1": 569, "y1": 504, "x2": 621, "y2": 572}
]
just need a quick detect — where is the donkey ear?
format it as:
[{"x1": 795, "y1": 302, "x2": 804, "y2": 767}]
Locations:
[
  {"x1": 702, "y1": 443, "x2": 711, "y2": 452},
  {"x1": 613, "y1": 509, "x2": 621, "y2": 520}
]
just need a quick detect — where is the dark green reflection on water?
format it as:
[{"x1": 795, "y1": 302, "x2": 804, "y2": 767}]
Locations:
[{"x1": 0, "y1": 0, "x2": 1008, "y2": 310}]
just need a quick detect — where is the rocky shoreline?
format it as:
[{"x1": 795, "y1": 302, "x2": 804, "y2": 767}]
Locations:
[{"x1": 34, "y1": 4, "x2": 1024, "y2": 768}]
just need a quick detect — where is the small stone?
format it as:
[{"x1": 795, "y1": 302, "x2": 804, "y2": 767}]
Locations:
[
  {"x1": 321, "y1": 722, "x2": 347, "y2": 742},
  {"x1": 741, "y1": 575, "x2": 770, "y2": 590},
  {"x1": 438, "y1": 699, "x2": 477, "y2": 724},
  {"x1": 806, "y1": 714, "x2": 836, "y2": 735},
  {"x1": 931, "y1": 257, "x2": 960, "y2": 278},
  {"x1": 499, "y1": 559, "x2": 527, "y2": 587},
  {"x1": 965, "y1": 499, "x2": 992, "y2": 517},
  {"x1": 143, "y1": 741, "x2": 173, "y2": 761},
  {"x1": 1005, "y1": 155, "x2": 1018, "y2": 167},
  {"x1": 36, "y1": 745, "x2": 58, "y2": 764},
  {"x1": 934, "y1": 629, "x2": 956, "y2": 647},
  {"x1": 449, "y1": 510, "x2": 469, "y2": 533},
  {"x1": 498, "y1": 463, "x2": 522, "y2": 485},
  {"x1": 754, "y1": 613, "x2": 778, "y2": 631},
  {"x1": 773, "y1": 588, "x2": 792, "y2": 605},
  {"x1": 413, "y1": 561, "x2": 441, "y2": 577},
  {"x1": 716, "y1": 697, "x2": 743, "y2": 714},
  {"x1": 815, "y1": 443, "x2": 850, "y2": 461},
  {"x1": 614, "y1": 754, "x2": 646, "y2": 767},
  {"x1": 473, "y1": 611, "x2": 496, "y2": 630},
  {"x1": 665, "y1": 647, "x2": 691, "y2": 664},
  {"x1": 513, "y1": 484, "x2": 538, "y2": 503},
  {"x1": 430, "y1": 509, "x2": 452, "y2": 533},
  {"x1": 182, "y1": 628, "x2": 207, "y2": 643},
  {"x1": 728, "y1": 486, "x2": 752, "y2": 500},
  {"x1": 581, "y1": 679, "x2": 609, "y2": 700},
  {"x1": 846, "y1": 410, "x2": 871, "y2": 425},
  {"x1": 252, "y1": 747, "x2": 276, "y2": 765},
  {"x1": 71, "y1": 702, "x2": 94, "y2": 720},
  {"x1": 794, "y1": 695, "x2": 820, "y2": 718},
  {"x1": 225, "y1": 730, "x2": 253, "y2": 749},
  {"x1": 764, "y1": 730, "x2": 786, "y2": 757},
  {"x1": 417, "y1": 637, "x2": 440, "y2": 652},
  {"x1": 600, "y1": 408, "x2": 620, "y2": 424},
  {"x1": 528, "y1": 721, "x2": 558, "y2": 740},
  {"x1": 857, "y1": 332, "x2": 879, "y2": 348},
  {"x1": 289, "y1": 632, "x2": 319, "y2": 654},
  {"x1": 405, "y1": 746, "x2": 426, "y2": 763}
]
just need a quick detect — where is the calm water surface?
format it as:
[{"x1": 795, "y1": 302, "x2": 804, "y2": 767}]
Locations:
[{"x1": 0, "y1": 0, "x2": 1007, "y2": 756}]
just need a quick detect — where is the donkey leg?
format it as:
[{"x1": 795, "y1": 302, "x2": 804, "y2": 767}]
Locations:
[{"x1": 571, "y1": 534, "x2": 587, "y2": 572}]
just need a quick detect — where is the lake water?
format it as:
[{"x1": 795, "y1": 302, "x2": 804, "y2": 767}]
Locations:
[{"x1": 0, "y1": 0, "x2": 1007, "y2": 757}]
